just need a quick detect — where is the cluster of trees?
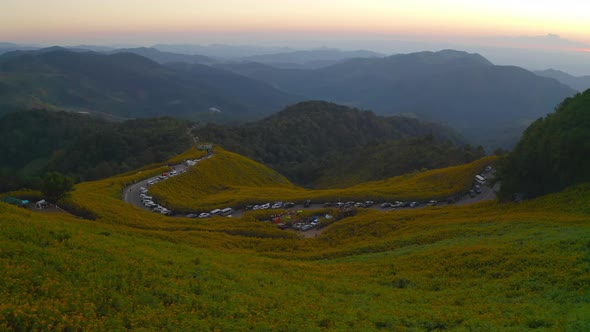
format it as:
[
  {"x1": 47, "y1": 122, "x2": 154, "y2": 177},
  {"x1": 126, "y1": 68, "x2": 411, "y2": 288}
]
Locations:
[
  {"x1": 194, "y1": 101, "x2": 484, "y2": 187},
  {"x1": 0, "y1": 110, "x2": 193, "y2": 192},
  {"x1": 497, "y1": 89, "x2": 590, "y2": 200}
]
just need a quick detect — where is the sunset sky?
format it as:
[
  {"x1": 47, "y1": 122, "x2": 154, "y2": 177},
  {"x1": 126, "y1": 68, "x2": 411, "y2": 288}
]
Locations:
[{"x1": 2, "y1": 0, "x2": 589, "y2": 48}]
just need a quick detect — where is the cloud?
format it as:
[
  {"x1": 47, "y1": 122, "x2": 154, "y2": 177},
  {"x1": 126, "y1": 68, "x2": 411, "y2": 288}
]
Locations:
[{"x1": 484, "y1": 33, "x2": 590, "y2": 51}]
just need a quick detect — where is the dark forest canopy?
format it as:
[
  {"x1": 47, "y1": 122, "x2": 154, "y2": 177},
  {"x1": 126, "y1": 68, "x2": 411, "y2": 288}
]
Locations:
[
  {"x1": 497, "y1": 89, "x2": 590, "y2": 200},
  {"x1": 0, "y1": 109, "x2": 193, "y2": 191},
  {"x1": 194, "y1": 101, "x2": 484, "y2": 187}
]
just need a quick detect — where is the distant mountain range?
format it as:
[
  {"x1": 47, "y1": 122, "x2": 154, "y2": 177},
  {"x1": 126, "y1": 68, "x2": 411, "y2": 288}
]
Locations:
[
  {"x1": 216, "y1": 50, "x2": 576, "y2": 148},
  {"x1": 237, "y1": 48, "x2": 384, "y2": 69},
  {"x1": 0, "y1": 48, "x2": 297, "y2": 121},
  {"x1": 0, "y1": 45, "x2": 578, "y2": 149},
  {"x1": 108, "y1": 47, "x2": 217, "y2": 65},
  {"x1": 534, "y1": 69, "x2": 590, "y2": 92}
]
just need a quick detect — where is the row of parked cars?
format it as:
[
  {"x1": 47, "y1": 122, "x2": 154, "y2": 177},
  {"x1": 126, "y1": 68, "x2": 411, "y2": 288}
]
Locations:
[
  {"x1": 139, "y1": 188, "x2": 173, "y2": 215},
  {"x1": 146, "y1": 169, "x2": 184, "y2": 186},
  {"x1": 322, "y1": 200, "x2": 374, "y2": 209},
  {"x1": 187, "y1": 207, "x2": 234, "y2": 219},
  {"x1": 245, "y1": 201, "x2": 297, "y2": 210},
  {"x1": 141, "y1": 168, "x2": 190, "y2": 215}
]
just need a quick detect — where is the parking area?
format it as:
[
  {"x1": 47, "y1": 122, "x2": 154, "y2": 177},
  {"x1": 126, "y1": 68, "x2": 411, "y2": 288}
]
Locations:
[{"x1": 123, "y1": 154, "x2": 498, "y2": 237}]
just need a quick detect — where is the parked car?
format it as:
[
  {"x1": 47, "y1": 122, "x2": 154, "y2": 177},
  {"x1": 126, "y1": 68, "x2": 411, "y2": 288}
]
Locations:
[
  {"x1": 364, "y1": 201, "x2": 374, "y2": 207},
  {"x1": 261, "y1": 203, "x2": 271, "y2": 209},
  {"x1": 354, "y1": 202, "x2": 364, "y2": 208},
  {"x1": 283, "y1": 202, "x2": 295, "y2": 208},
  {"x1": 199, "y1": 212, "x2": 211, "y2": 218},
  {"x1": 244, "y1": 205, "x2": 253, "y2": 210},
  {"x1": 301, "y1": 224, "x2": 313, "y2": 231},
  {"x1": 428, "y1": 200, "x2": 438, "y2": 206},
  {"x1": 381, "y1": 202, "x2": 393, "y2": 208},
  {"x1": 187, "y1": 214, "x2": 198, "y2": 218},
  {"x1": 277, "y1": 223, "x2": 287, "y2": 230},
  {"x1": 323, "y1": 202, "x2": 332, "y2": 207},
  {"x1": 272, "y1": 202, "x2": 283, "y2": 209},
  {"x1": 410, "y1": 201, "x2": 419, "y2": 208}
]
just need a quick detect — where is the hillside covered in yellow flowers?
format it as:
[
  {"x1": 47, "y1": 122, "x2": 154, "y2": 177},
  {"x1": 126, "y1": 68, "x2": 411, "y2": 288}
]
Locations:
[{"x1": 1, "y1": 146, "x2": 589, "y2": 331}]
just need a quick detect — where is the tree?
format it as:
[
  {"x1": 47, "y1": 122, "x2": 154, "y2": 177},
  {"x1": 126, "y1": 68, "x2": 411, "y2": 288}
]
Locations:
[{"x1": 41, "y1": 172, "x2": 74, "y2": 203}]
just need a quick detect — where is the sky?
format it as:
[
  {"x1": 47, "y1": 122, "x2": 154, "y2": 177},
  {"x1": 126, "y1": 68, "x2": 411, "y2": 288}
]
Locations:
[
  {"x1": 1, "y1": 0, "x2": 589, "y2": 73},
  {"x1": 2, "y1": 0, "x2": 588, "y2": 46}
]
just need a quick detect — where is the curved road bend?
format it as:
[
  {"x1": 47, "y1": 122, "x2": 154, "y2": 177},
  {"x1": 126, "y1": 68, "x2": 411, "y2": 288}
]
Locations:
[
  {"x1": 123, "y1": 154, "x2": 213, "y2": 212},
  {"x1": 123, "y1": 155, "x2": 499, "y2": 220}
]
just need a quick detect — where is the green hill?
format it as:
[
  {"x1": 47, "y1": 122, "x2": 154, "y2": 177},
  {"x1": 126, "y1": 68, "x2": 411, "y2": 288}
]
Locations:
[
  {"x1": 149, "y1": 148, "x2": 494, "y2": 212},
  {"x1": 193, "y1": 101, "x2": 482, "y2": 187},
  {"x1": 0, "y1": 49, "x2": 297, "y2": 121},
  {"x1": 498, "y1": 89, "x2": 590, "y2": 199},
  {"x1": 1, "y1": 147, "x2": 589, "y2": 330}
]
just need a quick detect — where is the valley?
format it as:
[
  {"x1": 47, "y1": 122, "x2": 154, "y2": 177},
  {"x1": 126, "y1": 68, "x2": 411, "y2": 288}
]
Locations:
[{"x1": 1, "y1": 41, "x2": 589, "y2": 331}]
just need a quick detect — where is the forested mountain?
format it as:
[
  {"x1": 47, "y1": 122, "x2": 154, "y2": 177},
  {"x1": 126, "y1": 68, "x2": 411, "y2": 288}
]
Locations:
[
  {"x1": 0, "y1": 110, "x2": 193, "y2": 191},
  {"x1": 216, "y1": 50, "x2": 576, "y2": 148},
  {"x1": 194, "y1": 101, "x2": 483, "y2": 187},
  {"x1": 497, "y1": 89, "x2": 590, "y2": 200},
  {"x1": 0, "y1": 49, "x2": 297, "y2": 121},
  {"x1": 534, "y1": 69, "x2": 590, "y2": 91}
]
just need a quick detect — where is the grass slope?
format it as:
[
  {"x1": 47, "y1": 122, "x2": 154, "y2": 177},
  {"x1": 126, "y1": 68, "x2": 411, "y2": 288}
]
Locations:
[
  {"x1": 1, "y1": 148, "x2": 589, "y2": 330},
  {"x1": 149, "y1": 148, "x2": 495, "y2": 212}
]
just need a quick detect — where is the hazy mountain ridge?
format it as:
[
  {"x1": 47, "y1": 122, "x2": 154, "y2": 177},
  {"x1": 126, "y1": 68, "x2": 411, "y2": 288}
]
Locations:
[
  {"x1": 0, "y1": 49, "x2": 297, "y2": 121},
  {"x1": 216, "y1": 50, "x2": 575, "y2": 148},
  {"x1": 109, "y1": 47, "x2": 217, "y2": 65},
  {"x1": 534, "y1": 69, "x2": 590, "y2": 92},
  {"x1": 238, "y1": 48, "x2": 384, "y2": 69}
]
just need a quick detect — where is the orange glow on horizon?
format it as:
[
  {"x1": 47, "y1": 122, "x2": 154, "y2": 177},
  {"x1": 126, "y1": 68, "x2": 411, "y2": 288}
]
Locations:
[{"x1": 0, "y1": 0, "x2": 588, "y2": 46}]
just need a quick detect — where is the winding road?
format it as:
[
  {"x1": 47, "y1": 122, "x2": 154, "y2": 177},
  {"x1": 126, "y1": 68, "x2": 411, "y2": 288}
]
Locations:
[
  {"x1": 123, "y1": 154, "x2": 212, "y2": 213},
  {"x1": 122, "y1": 153, "x2": 499, "y2": 224}
]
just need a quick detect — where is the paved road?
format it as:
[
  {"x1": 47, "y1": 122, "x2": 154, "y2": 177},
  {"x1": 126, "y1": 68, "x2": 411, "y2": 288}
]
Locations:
[
  {"x1": 122, "y1": 154, "x2": 498, "y2": 221},
  {"x1": 123, "y1": 154, "x2": 212, "y2": 214}
]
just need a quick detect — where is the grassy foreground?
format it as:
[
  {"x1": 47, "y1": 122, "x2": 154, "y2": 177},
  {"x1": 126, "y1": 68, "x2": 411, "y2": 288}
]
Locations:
[{"x1": 1, "y1": 147, "x2": 589, "y2": 331}]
